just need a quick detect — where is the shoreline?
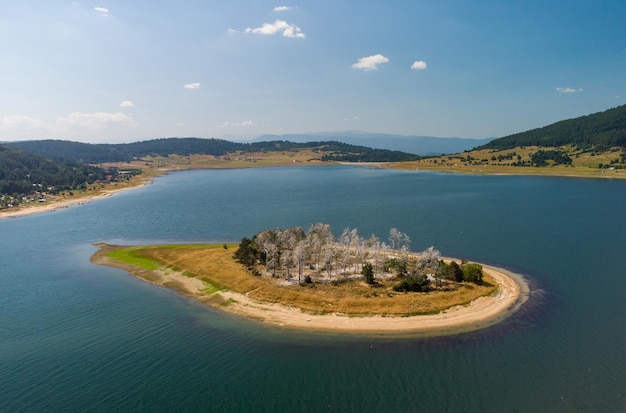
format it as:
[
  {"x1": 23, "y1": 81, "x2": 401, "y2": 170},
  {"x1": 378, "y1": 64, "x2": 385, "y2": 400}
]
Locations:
[
  {"x1": 91, "y1": 245, "x2": 529, "y2": 336},
  {"x1": 3, "y1": 159, "x2": 623, "y2": 221},
  {"x1": 0, "y1": 171, "x2": 159, "y2": 220}
]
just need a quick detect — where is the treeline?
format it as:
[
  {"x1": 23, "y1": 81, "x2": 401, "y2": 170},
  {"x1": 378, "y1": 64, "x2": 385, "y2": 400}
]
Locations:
[
  {"x1": 0, "y1": 144, "x2": 138, "y2": 204},
  {"x1": 479, "y1": 104, "x2": 626, "y2": 150},
  {"x1": 7, "y1": 138, "x2": 421, "y2": 164},
  {"x1": 234, "y1": 223, "x2": 483, "y2": 292}
]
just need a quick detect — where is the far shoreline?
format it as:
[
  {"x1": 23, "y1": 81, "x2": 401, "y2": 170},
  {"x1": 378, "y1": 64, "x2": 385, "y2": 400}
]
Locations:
[
  {"x1": 4, "y1": 156, "x2": 620, "y2": 222},
  {"x1": 91, "y1": 243, "x2": 530, "y2": 336}
]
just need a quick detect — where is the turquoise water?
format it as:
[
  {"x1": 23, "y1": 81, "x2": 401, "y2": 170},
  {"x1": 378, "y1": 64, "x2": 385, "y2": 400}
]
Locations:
[{"x1": 1, "y1": 165, "x2": 625, "y2": 412}]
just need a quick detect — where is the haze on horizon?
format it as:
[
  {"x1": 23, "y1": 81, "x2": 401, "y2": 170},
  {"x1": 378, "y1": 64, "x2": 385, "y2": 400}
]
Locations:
[{"x1": 1, "y1": 1, "x2": 625, "y2": 144}]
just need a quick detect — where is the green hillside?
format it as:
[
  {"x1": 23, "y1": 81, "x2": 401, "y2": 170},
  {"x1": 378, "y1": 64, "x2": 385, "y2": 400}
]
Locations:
[
  {"x1": 7, "y1": 138, "x2": 421, "y2": 164},
  {"x1": 479, "y1": 104, "x2": 626, "y2": 150},
  {"x1": 0, "y1": 144, "x2": 136, "y2": 207}
]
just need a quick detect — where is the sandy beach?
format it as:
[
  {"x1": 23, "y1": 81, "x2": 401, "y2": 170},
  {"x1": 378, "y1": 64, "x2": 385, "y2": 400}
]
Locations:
[
  {"x1": 92, "y1": 247, "x2": 529, "y2": 336},
  {"x1": 0, "y1": 174, "x2": 155, "y2": 220}
]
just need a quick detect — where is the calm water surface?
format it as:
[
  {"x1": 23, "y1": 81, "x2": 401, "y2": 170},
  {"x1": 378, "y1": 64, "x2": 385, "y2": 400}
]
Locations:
[{"x1": 1, "y1": 165, "x2": 625, "y2": 412}]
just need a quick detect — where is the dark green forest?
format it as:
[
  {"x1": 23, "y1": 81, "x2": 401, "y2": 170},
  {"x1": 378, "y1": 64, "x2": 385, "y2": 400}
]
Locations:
[
  {"x1": 0, "y1": 145, "x2": 137, "y2": 206},
  {"x1": 479, "y1": 104, "x2": 626, "y2": 150},
  {"x1": 6, "y1": 138, "x2": 421, "y2": 164}
]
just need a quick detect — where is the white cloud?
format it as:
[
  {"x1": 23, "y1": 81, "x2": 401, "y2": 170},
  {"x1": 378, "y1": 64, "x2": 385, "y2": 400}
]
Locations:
[
  {"x1": 0, "y1": 115, "x2": 44, "y2": 131},
  {"x1": 556, "y1": 87, "x2": 583, "y2": 93},
  {"x1": 94, "y1": 6, "x2": 111, "y2": 17},
  {"x1": 244, "y1": 20, "x2": 305, "y2": 39},
  {"x1": 120, "y1": 100, "x2": 135, "y2": 107},
  {"x1": 411, "y1": 60, "x2": 427, "y2": 70},
  {"x1": 184, "y1": 82, "x2": 201, "y2": 89},
  {"x1": 351, "y1": 54, "x2": 389, "y2": 71},
  {"x1": 217, "y1": 120, "x2": 255, "y2": 128},
  {"x1": 274, "y1": 6, "x2": 292, "y2": 11},
  {"x1": 57, "y1": 112, "x2": 135, "y2": 130}
]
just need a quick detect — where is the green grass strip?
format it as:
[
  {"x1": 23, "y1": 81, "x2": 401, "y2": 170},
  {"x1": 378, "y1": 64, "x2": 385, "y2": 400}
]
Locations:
[{"x1": 105, "y1": 243, "x2": 237, "y2": 271}]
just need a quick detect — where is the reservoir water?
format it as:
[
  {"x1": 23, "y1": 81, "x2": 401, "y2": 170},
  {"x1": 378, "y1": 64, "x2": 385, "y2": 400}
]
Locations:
[{"x1": 1, "y1": 165, "x2": 625, "y2": 412}]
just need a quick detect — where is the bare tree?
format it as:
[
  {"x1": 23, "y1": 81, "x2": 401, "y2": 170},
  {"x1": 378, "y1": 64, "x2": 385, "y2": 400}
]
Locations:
[
  {"x1": 306, "y1": 223, "x2": 334, "y2": 271},
  {"x1": 419, "y1": 246, "x2": 442, "y2": 286},
  {"x1": 389, "y1": 228, "x2": 401, "y2": 252},
  {"x1": 293, "y1": 241, "x2": 306, "y2": 282}
]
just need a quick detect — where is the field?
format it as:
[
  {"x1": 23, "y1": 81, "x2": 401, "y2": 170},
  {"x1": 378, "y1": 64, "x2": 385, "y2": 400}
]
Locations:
[{"x1": 390, "y1": 145, "x2": 626, "y2": 179}]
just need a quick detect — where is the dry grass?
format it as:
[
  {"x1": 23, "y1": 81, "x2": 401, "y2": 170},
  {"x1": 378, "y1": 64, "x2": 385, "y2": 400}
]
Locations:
[
  {"x1": 390, "y1": 145, "x2": 626, "y2": 179},
  {"x1": 131, "y1": 245, "x2": 497, "y2": 316},
  {"x1": 113, "y1": 150, "x2": 327, "y2": 172}
]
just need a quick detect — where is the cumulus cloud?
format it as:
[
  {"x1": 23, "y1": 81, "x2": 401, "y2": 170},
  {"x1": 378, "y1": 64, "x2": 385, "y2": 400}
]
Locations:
[
  {"x1": 244, "y1": 20, "x2": 305, "y2": 38},
  {"x1": 411, "y1": 60, "x2": 427, "y2": 70},
  {"x1": 274, "y1": 6, "x2": 292, "y2": 11},
  {"x1": 217, "y1": 120, "x2": 255, "y2": 128},
  {"x1": 94, "y1": 6, "x2": 111, "y2": 17},
  {"x1": 57, "y1": 112, "x2": 135, "y2": 130},
  {"x1": 556, "y1": 87, "x2": 583, "y2": 93},
  {"x1": 184, "y1": 82, "x2": 201, "y2": 89},
  {"x1": 351, "y1": 54, "x2": 389, "y2": 71},
  {"x1": 120, "y1": 100, "x2": 135, "y2": 107}
]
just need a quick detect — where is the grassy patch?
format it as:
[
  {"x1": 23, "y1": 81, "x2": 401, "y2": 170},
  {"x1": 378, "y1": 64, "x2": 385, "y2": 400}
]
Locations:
[{"x1": 106, "y1": 248, "x2": 161, "y2": 270}]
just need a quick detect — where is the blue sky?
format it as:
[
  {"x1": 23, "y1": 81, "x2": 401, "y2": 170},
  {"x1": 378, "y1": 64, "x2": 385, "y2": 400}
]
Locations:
[{"x1": 1, "y1": 1, "x2": 625, "y2": 143}]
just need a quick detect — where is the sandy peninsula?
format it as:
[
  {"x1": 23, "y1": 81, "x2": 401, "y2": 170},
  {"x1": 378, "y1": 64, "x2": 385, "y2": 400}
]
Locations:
[{"x1": 91, "y1": 245, "x2": 529, "y2": 336}]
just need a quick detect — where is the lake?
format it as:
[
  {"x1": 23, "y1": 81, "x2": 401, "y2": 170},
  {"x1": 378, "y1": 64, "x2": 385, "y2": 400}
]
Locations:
[{"x1": 1, "y1": 165, "x2": 625, "y2": 412}]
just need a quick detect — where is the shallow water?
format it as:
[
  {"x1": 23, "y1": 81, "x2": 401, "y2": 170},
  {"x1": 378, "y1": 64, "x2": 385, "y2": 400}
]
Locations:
[{"x1": 1, "y1": 166, "x2": 625, "y2": 412}]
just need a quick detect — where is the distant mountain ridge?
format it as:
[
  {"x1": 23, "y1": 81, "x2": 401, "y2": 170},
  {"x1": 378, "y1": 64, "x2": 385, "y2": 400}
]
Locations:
[
  {"x1": 479, "y1": 104, "x2": 626, "y2": 150},
  {"x1": 252, "y1": 132, "x2": 494, "y2": 155}
]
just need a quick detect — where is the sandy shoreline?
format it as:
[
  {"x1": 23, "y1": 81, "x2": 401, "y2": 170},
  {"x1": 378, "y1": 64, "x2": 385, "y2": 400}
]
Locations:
[
  {"x1": 92, "y1": 246, "x2": 529, "y2": 336},
  {"x1": 0, "y1": 174, "x2": 157, "y2": 220}
]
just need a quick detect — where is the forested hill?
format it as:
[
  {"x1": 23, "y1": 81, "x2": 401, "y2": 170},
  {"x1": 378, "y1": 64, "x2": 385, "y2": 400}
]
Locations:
[
  {"x1": 478, "y1": 104, "x2": 626, "y2": 150},
  {"x1": 6, "y1": 138, "x2": 421, "y2": 164},
  {"x1": 0, "y1": 144, "x2": 120, "y2": 197}
]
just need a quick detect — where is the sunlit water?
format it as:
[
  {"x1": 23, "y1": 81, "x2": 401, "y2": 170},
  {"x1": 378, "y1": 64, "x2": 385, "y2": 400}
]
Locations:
[{"x1": 1, "y1": 165, "x2": 625, "y2": 412}]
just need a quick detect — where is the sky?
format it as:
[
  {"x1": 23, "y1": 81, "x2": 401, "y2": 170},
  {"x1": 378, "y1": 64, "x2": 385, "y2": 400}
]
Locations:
[{"x1": 1, "y1": 1, "x2": 625, "y2": 143}]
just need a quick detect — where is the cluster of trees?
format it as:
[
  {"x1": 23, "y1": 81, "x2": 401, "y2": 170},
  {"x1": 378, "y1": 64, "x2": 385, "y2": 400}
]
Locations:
[
  {"x1": 490, "y1": 152, "x2": 519, "y2": 162},
  {"x1": 7, "y1": 138, "x2": 421, "y2": 165},
  {"x1": 529, "y1": 150, "x2": 573, "y2": 166},
  {"x1": 478, "y1": 104, "x2": 626, "y2": 151},
  {"x1": 234, "y1": 223, "x2": 483, "y2": 291},
  {"x1": 236, "y1": 223, "x2": 403, "y2": 281}
]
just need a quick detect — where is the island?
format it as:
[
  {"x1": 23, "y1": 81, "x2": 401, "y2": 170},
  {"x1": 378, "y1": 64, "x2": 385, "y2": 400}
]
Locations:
[{"x1": 91, "y1": 224, "x2": 529, "y2": 335}]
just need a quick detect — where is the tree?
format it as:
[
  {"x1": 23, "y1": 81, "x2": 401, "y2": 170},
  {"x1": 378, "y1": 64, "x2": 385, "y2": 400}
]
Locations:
[
  {"x1": 419, "y1": 246, "x2": 441, "y2": 286},
  {"x1": 293, "y1": 241, "x2": 307, "y2": 282},
  {"x1": 361, "y1": 262, "x2": 375, "y2": 284},
  {"x1": 450, "y1": 261, "x2": 464, "y2": 282},
  {"x1": 389, "y1": 228, "x2": 402, "y2": 252},
  {"x1": 233, "y1": 237, "x2": 257, "y2": 267},
  {"x1": 393, "y1": 274, "x2": 430, "y2": 292},
  {"x1": 306, "y1": 222, "x2": 334, "y2": 271},
  {"x1": 463, "y1": 263, "x2": 484, "y2": 284}
]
